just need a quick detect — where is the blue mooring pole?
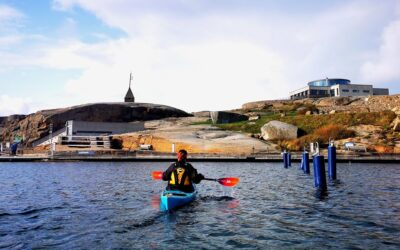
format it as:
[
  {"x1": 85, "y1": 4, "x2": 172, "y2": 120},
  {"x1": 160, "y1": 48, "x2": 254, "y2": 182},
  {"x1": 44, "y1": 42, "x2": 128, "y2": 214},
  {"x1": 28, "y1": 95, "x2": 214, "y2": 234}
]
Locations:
[
  {"x1": 303, "y1": 152, "x2": 310, "y2": 174},
  {"x1": 328, "y1": 143, "x2": 337, "y2": 180},
  {"x1": 11, "y1": 142, "x2": 18, "y2": 155},
  {"x1": 313, "y1": 155, "x2": 327, "y2": 190},
  {"x1": 313, "y1": 156, "x2": 318, "y2": 187},
  {"x1": 287, "y1": 152, "x2": 291, "y2": 167},
  {"x1": 283, "y1": 151, "x2": 288, "y2": 168}
]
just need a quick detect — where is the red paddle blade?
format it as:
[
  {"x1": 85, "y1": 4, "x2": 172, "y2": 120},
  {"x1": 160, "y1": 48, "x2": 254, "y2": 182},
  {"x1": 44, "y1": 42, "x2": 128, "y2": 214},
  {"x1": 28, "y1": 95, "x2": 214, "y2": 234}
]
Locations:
[
  {"x1": 218, "y1": 177, "x2": 240, "y2": 187},
  {"x1": 152, "y1": 171, "x2": 163, "y2": 180}
]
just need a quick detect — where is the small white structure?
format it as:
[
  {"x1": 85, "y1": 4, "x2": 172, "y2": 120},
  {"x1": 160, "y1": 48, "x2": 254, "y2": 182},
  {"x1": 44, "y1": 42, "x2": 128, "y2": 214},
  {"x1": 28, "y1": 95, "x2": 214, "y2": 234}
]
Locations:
[
  {"x1": 66, "y1": 120, "x2": 144, "y2": 136},
  {"x1": 344, "y1": 142, "x2": 367, "y2": 152},
  {"x1": 139, "y1": 144, "x2": 153, "y2": 150}
]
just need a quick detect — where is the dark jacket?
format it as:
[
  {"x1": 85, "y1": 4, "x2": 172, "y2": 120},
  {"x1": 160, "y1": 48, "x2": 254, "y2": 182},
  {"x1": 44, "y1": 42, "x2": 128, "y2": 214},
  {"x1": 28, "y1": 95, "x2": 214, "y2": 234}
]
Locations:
[{"x1": 162, "y1": 161, "x2": 203, "y2": 192}]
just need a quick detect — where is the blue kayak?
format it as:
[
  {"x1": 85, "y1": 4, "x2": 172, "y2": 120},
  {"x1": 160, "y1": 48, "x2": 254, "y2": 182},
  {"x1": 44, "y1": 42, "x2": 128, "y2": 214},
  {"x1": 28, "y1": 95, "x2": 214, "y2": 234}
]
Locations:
[{"x1": 160, "y1": 188, "x2": 197, "y2": 211}]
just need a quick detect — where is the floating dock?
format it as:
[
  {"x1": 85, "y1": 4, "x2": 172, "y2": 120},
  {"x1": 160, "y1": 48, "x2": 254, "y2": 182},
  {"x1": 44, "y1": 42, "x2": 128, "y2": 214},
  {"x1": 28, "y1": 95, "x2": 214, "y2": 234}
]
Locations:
[{"x1": 1, "y1": 151, "x2": 400, "y2": 162}]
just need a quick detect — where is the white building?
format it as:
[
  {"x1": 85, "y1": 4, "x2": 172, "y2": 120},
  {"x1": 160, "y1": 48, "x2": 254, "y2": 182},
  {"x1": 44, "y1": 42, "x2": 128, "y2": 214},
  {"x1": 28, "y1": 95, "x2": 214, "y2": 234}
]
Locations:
[
  {"x1": 32, "y1": 120, "x2": 144, "y2": 147},
  {"x1": 290, "y1": 78, "x2": 389, "y2": 100}
]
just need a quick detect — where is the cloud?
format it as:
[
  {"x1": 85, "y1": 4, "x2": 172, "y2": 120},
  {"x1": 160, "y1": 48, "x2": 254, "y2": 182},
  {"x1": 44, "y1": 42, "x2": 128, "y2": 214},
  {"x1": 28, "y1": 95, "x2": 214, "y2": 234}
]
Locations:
[
  {"x1": 45, "y1": 0, "x2": 400, "y2": 111},
  {"x1": 0, "y1": 35, "x2": 24, "y2": 47},
  {"x1": 0, "y1": 4, "x2": 24, "y2": 33},
  {"x1": 361, "y1": 18, "x2": 400, "y2": 83},
  {"x1": 0, "y1": 95, "x2": 33, "y2": 116},
  {"x1": 0, "y1": 4, "x2": 23, "y2": 21},
  {"x1": 2, "y1": 0, "x2": 398, "y2": 113}
]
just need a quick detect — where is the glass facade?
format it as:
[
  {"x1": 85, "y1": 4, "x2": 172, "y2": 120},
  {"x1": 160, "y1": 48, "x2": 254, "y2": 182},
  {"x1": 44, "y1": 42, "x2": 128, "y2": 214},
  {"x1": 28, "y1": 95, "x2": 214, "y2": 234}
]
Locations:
[{"x1": 308, "y1": 78, "x2": 350, "y2": 87}]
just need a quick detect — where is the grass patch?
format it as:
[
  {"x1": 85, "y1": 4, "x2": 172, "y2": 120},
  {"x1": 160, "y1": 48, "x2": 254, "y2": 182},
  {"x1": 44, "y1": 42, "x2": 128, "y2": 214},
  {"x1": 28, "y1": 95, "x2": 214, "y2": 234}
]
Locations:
[
  {"x1": 216, "y1": 113, "x2": 282, "y2": 134},
  {"x1": 190, "y1": 119, "x2": 213, "y2": 125}
]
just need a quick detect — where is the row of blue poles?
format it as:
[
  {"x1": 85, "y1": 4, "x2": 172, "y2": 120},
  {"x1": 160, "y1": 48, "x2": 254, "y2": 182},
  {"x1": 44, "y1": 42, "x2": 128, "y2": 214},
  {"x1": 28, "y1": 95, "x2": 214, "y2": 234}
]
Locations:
[{"x1": 283, "y1": 142, "x2": 337, "y2": 191}]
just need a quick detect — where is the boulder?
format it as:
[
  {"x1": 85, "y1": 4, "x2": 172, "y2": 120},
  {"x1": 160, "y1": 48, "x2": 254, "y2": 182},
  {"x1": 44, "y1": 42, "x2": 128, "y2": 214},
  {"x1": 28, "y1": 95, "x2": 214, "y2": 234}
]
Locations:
[
  {"x1": 261, "y1": 120, "x2": 298, "y2": 140},
  {"x1": 241, "y1": 101, "x2": 274, "y2": 110},
  {"x1": 305, "y1": 111, "x2": 312, "y2": 115},
  {"x1": 210, "y1": 111, "x2": 248, "y2": 124},
  {"x1": 192, "y1": 111, "x2": 210, "y2": 118},
  {"x1": 329, "y1": 110, "x2": 336, "y2": 114}
]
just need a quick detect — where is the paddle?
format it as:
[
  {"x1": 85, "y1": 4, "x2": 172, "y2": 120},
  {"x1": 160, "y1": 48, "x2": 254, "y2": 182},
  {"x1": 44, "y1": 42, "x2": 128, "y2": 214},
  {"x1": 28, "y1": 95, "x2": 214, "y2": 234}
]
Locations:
[
  {"x1": 152, "y1": 171, "x2": 163, "y2": 180},
  {"x1": 203, "y1": 177, "x2": 240, "y2": 187},
  {"x1": 151, "y1": 171, "x2": 239, "y2": 187}
]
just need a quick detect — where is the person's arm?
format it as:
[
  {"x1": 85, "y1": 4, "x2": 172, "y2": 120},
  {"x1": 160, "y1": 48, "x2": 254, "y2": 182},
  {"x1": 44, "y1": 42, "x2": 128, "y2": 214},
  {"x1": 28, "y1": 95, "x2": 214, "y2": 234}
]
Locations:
[
  {"x1": 162, "y1": 164, "x2": 175, "y2": 181},
  {"x1": 188, "y1": 164, "x2": 204, "y2": 184}
]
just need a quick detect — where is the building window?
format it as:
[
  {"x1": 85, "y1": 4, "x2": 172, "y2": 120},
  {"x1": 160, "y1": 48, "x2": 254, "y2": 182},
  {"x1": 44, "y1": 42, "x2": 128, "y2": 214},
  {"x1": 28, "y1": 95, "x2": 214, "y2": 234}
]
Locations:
[
  {"x1": 342, "y1": 89, "x2": 349, "y2": 92},
  {"x1": 352, "y1": 89, "x2": 359, "y2": 93},
  {"x1": 336, "y1": 88, "x2": 339, "y2": 96},
  {"x1": 363, "y1": 90, "x2": 370, "y2": 93}
]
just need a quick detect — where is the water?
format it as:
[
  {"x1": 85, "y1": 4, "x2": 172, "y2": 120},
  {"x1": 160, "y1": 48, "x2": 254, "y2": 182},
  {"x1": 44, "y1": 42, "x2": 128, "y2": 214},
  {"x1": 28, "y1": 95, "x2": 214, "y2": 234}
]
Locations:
[{"x1": 0, "y1": 162, "x2": 399, "y2": 249}]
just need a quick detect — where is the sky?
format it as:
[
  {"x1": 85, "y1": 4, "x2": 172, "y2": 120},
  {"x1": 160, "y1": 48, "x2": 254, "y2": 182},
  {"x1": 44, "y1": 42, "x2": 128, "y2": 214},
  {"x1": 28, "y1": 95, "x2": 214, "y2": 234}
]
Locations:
[{"x1": 0, "y1": 0, "x2": 399, "y2": 116}]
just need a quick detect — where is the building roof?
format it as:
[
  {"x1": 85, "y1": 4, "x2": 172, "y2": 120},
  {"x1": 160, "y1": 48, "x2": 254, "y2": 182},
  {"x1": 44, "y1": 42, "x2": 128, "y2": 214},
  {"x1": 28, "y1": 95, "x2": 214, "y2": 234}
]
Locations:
[
  {"x1": 308, "y1": 78, "x2": 350, "y2": 87},
  {"x1": 125, "y1": 72, "x2": 135, "y2": 102},
  {"x1": 125, "y1": 87, "x2": 135, "y2": 102}
]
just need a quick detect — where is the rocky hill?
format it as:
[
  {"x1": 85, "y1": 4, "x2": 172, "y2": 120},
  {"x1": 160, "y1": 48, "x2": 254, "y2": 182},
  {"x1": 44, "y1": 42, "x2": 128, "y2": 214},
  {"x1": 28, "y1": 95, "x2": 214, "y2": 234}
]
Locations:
[
  {"x1": 0, "y1": 102, "x2": 190, "y2": 146},
  {"x1": 228, "y1": 95, "x2": 400, "y2": 153},
  {"x1": 242, "y1": 95, "x2": 400, "y2": 114}
]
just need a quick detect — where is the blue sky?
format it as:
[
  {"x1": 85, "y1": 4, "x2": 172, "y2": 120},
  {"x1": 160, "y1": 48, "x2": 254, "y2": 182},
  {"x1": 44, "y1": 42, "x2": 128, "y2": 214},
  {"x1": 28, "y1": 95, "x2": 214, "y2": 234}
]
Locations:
[{"x1": 0, "y1": 0, "x2": 399, "y2": 115}]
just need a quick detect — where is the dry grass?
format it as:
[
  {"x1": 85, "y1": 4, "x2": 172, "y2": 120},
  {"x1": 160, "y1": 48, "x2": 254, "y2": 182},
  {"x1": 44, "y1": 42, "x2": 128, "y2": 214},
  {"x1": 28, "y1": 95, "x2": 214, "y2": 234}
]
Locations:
[
  {"x1": 313, "y1": 124, "x2": 356, "y2": 141},
  {"x1": 372, "y1": 145, "x2": 394, "y2": 153},
  {"x1": 281, "y1": 124, "x2": 356, "y2": 151}
]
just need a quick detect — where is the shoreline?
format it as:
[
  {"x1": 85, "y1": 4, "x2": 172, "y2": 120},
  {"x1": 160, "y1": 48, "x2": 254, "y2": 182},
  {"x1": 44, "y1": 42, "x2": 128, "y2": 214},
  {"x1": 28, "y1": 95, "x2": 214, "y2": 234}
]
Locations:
[{"x1": 1, "y1": 152, "x2": 400, "y2": 163}]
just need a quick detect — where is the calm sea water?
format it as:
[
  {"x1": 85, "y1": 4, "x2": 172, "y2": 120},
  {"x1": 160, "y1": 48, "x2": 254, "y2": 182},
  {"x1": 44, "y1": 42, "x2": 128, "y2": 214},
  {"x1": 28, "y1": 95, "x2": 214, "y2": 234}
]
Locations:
[{"x1": 0, "y1": 161, "x2": 399, "y2": 249}]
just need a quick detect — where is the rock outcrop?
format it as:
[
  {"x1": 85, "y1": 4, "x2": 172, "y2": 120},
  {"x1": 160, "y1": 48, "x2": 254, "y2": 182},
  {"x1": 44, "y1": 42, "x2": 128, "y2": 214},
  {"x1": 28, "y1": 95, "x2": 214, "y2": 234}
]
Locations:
[
  {"x1": 210, "y1": 111, "x2": 248, "y2": 124},
  {"x1": 116, "y1": 117, "x2": 280, "y2": 154},
  {"x1": 192, "y1": 111, "x2": 211, "y2": 118},
  {"x1": 0, "y1": 102, "x2": 190, "y2": 146},
  {"x1": 261, "y1": 120, "x2": 298, "y2": 140}
]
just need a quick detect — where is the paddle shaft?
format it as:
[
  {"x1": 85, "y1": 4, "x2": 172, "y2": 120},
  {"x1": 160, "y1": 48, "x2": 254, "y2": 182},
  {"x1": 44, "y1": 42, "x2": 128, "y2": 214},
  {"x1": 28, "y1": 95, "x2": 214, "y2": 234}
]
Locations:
[{"x1": 152, "y1": 171, "x2": 239, "y2": 187}]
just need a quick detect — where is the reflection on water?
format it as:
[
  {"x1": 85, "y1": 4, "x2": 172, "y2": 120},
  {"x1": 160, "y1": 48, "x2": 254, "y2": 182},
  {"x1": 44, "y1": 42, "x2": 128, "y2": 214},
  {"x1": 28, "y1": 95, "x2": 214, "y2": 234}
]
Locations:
[{"x1": 0, "y1": 162, "x2": 399, "y2": 249}]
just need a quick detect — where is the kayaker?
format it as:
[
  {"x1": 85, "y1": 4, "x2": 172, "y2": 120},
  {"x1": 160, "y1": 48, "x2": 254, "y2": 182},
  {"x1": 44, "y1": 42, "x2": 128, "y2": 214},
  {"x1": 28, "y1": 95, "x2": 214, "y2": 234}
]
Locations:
[{"x1": 162, "y1": 149, "x2": 204, "y2": 193}]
